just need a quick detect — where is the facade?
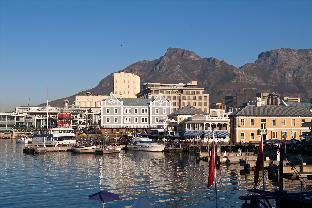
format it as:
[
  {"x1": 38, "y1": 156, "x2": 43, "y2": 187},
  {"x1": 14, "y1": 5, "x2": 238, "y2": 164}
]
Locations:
[
  {"x1": 138, "y1": 81, "x2": 209, "y2": 113},
  {"x1": 231, "y1": 106, "x2": 312, "y2": 143},
  {"x1": 101, "y1": 93, "x2": 171, "y2": 130},
  {"x1": 75, "y1": 95, "x2": 108, "y2": 108},
  {"x1": 113, "y1": 72, "x2": 141, "y2": 98}
]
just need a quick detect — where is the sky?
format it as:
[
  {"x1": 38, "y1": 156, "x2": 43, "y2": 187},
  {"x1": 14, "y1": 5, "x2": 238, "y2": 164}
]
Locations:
[{"x1": 1, "y1": 0, "x2": 312, "y2": 111}]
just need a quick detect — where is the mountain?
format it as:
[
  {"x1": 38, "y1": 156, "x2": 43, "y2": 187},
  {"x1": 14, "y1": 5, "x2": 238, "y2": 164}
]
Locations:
[{"x1": 48, "y1": 48, "x2": 312, "y2": 107}]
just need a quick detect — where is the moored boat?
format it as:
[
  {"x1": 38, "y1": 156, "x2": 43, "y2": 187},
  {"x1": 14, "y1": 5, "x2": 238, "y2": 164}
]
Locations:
[
  {"x1": 16, "y1": 137, "x2": 32, "y2": 144},
  {"x1": 71, "y1": 145, "x2": 96, "y2": 154},
  {"x1": 32, "y1": 127, "x2": 76, "y2": 146},
  {"x1": 127, "y1": 137, "x2": 165, "y2": 152},
  {"x1": 95, "y1": 145, "x2": 121, "y2": 154}
]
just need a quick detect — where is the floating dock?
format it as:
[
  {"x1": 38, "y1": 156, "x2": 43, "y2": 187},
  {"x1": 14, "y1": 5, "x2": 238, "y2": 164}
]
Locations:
[{"x1": 23, "y1": 145, "x2": 72, "y2": 154}]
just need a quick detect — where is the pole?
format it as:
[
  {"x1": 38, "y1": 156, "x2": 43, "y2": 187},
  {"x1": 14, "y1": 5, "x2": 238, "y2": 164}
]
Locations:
[
  {"x1": 214, "y1": 142, "x2": 218, "y2": 208},
  {"x1": 261, "y1": 133, "x2": 265, "y2": 191},
  {"x1": 279, "y1": 143, "x2": 284, "y2": 192}
]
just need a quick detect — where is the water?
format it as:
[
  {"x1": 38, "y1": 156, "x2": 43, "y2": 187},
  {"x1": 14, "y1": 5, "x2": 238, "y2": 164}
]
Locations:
[{"x1": 0, "y1": 140, "x2": 301, "y2": 208}]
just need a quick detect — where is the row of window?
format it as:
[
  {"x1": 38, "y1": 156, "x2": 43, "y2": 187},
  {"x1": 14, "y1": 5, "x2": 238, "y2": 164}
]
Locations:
[
  {"x1": 105, "y1": 108, "x2": 166, "y2": 114},
  {"x1": 105, "y1": 117, "x2": 160, "y2": 123},
  {"x1": 240, "y1": 118, "x2": 300, "y2": 127},
  {"x1": 240, "y1": 131, "x2": 297, "y2": 140}
]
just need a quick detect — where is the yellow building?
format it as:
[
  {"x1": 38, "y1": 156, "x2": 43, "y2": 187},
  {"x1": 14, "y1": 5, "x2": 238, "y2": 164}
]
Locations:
[
  {"x1": 113, "y1": 72, "x2": 141, "y2": 98},
  {"x1": 231, "y1": 106, "x2": 312, "y2": 143},
  {"x1": 75, "y1": 95, "x2": 108, "y2": 108}
]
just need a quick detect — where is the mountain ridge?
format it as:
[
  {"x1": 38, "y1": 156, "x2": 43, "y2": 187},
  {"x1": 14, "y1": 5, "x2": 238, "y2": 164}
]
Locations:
[{"x1": 48, "y1": 48, "x2": 312, "y2": 107}]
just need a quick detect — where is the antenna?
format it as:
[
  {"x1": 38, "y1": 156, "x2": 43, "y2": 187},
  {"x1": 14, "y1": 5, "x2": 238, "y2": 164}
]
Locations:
[{"x1": 46, "y1": 88, "x2": 49, "y2": 129}]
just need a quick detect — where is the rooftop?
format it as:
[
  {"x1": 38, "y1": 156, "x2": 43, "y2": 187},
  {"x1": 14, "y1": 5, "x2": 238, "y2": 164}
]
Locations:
[{"x1": 236, "y1": 106, "x2": 312, "y2": 117}]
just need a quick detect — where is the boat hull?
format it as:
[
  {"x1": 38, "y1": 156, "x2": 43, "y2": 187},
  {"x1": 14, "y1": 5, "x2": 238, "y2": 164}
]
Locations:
[{"x1": 127, "y1": 144, "x2": 165, "y2": 152}]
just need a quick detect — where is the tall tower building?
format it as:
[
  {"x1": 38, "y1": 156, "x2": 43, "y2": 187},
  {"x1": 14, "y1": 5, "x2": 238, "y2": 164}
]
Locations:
[{"x1": 113, "y1": 72, "x2": 141, "y2": 98}]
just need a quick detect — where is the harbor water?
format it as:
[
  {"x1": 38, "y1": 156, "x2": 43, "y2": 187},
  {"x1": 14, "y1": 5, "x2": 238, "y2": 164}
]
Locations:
[{"x1": 0, "y1": 139, "x2": 304, "y2": 208}]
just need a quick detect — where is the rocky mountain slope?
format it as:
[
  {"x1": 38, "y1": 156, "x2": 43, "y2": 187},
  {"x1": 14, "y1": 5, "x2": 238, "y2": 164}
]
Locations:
[{"x1": 49, "y1": 48, "x2": 312, "y2": 107}]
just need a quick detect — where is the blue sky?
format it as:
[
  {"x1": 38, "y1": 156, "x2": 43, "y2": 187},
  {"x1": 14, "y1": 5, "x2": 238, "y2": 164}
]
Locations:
[{"x1": 1, "y1": 0, "x2": 312, "y2": 111}]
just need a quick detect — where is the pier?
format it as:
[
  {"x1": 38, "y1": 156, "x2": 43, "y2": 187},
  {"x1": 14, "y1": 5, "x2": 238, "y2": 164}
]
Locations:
[{"x1": 23, "y1": 145, "x2": 72, "y2": 154}]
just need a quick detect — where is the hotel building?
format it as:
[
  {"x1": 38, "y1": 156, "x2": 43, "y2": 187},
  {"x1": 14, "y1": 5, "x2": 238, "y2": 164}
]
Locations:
[
  {"x1": 138, "y1": 81, "x2": 209, "y2": 113},
  {"x1": 113, "y1": 72, "x2": 140, "y2": 98},
  {"x1": 231, "y1": 106, "x2": 312, "y2": 143}
]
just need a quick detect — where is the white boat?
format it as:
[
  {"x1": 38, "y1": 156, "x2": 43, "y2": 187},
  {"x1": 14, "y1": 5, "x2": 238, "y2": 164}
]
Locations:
[
  {"x1": 95, "y1": 145, "x2": 122, "y2": 154},
  {"x1": 127, "y1": 137, "x2": 165, "y2": 152},
  {"x1": 32, "y1": 127, "x2": 76, "y2": 146},
  {"x1": 16, "y1": 137, "x2": 32, "y2": 144},
  {"x1": 71, "y1": 145, "x2": 96, "y2": 154}
]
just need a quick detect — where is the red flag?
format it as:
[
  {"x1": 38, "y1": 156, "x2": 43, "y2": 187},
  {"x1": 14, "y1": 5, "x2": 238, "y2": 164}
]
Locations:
[
  {"x1": 254, "y1": 135, "x2": 263, "y2": 187},
  {"x1": 208, "y1": 143, "x2": 215, "y2": 188}
]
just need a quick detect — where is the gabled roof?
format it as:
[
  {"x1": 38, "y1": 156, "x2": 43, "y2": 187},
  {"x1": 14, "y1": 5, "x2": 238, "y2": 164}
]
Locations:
[
  {"x1": 169, "y1": 106, "x2": 204, "y2": 117},
  {"x1": 119, "y1": 98, "x2": 152, "y2": 106},
  {"x1": 236, "y1": 106, "x2": 312, "y2": 117}
]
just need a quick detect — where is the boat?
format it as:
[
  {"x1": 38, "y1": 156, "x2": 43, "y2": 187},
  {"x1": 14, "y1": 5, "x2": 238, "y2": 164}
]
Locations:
[
  {"x1": 71, "y1": 145, "x2": 96, "y2": 154},
  {"x1": 95, "y1": 145, "x2": 122, "y2": 154},
  {"x1": 127, "y1": 137, "x2": 165, "y2": 152},
  {"x1": 16, "y1": 137, "x2": 32, "y2": 144},
  {"x1": 32, "y1": 127, "x2": 76, "y2": 146}
]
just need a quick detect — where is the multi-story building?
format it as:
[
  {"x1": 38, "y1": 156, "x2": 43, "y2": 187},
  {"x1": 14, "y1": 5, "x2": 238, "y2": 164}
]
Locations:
[
  {"x1": 113, "y1": 72, "x2": 141, "y2": 98},
  {"x1": 75, "y1": 94, "x2": 108, "y2": 108},
  {"x1": 230, "y1": 106, "x2": 312, "y2": 143},
  {"x1": 101, "y1": 93, "x2": 171, "y2": 132},
  {"x1": 75, "y1": 94, "x2": 108, "y2": 126},
  {"x1": 138, "y1": 81, "x2": 209, "y2": 113}
]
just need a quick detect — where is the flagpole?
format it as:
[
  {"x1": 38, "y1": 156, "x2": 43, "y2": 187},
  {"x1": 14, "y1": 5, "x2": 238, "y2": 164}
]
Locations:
[
  {"x1": 214, "y1": 141, "x2": 218, "y2": 208},
  {"x1": 261, "y1": 133, "x2": 265, "y2": 191}
]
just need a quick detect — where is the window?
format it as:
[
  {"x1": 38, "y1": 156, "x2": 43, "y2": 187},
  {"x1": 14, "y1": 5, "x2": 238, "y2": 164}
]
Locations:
[
  {"x1": 291, "y1": 131, "x2": 297, "y2": 139},
  {"x1": 291, "y1": 119, "x2": 296, "y2": 127},
  {"x1": 134, "y1": 117, "x2": 138, "y2": 123},
  {"x1": 241, "y1": 132, "x2": 245, "y2": 140},
  {"x1": 141, "y1": 108, "x2": 148, "y2": 114},
  {"x1": 240, "y1": 119, "x2": 245, "y2": 126},
  {"x1": 272, "y1": 119, "x2": 276, "y2": 126},
  {"x1": 134, "y1": 108, "x2": 138, "y2": 114},
  {"x1": 282, "y1": 119, "x2": 286, "y2": 126},
  {"x1": 114, "y1": 108, "x2": 118, "y2": 114},
  {"x1": 250, "y1": 119, "x2": 254, "y2": 126},
  {"x1": 125, "y1": 108, "x2": 131, "y2": 114},
  {"x1": 106, "y1": 108, "x2": 110, "y2": 114},
  {"x1": 124, "y1": 117, "x2": 131, "y2": 123},
  {"x1": 250, "y1": 132, "x2": 255, "y2": 140},
  {"x1": 141, "y1": 117, "x2": 148, "y2": 123},
  {"x1": 155, "y1": 108, "x2": 159, "y2": 114},
  {"x1": 155, "y1": 117, "x2": 159, "y2": 123},
  {"x1": 106, "y1": 117, "x2": 110, "y2": 123},
  {"x1": 114, "y1": 117, "x2": 118, "y2": 123},
  {"x1": 163, "y1": 108, "x2": 166, "y2": 114},
  {"x1": 272, "y1": 131, "x2": 278, "y2": 139}
]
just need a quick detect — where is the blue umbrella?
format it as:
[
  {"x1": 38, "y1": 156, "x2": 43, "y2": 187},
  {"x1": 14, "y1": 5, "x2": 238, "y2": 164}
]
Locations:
[{"x1": 89, "y1": 190, "x2": 120, "y2": 208}]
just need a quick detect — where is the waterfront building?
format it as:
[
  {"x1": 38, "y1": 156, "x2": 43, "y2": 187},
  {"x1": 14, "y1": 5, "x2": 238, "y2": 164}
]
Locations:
[
  {"x1": 101, "y1": 93, "x2": 171, "y2": 134},
  {"x1": 75, "y1": 94, "x2": 108, "y2": 108},
  {"x1": 167, "y1": 106, "x2": 229, "y2": 139},
  {"x1": 113, "y1": 72, "x2": 141, "y2": 98},
  {"x1": 75, "y1": 93, "x2": 108, "y2": 127},
  {"x1": 138, "y1": 81, "x2": 209, "y2": 113},
  {"x1": 230, "y1": 105, "x2": 312, "y2": 143}
]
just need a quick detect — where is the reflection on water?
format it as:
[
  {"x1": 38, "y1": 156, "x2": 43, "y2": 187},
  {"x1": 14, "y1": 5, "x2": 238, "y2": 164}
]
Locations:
[{"x1": 0, "y1": 140, "x2": 308, "y2": 208}]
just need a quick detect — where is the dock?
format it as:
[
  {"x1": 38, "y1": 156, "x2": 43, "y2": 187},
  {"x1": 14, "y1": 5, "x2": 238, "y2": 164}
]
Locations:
[{"x1": 23, "y1": 145, "x2": 72, "y2": 154}]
